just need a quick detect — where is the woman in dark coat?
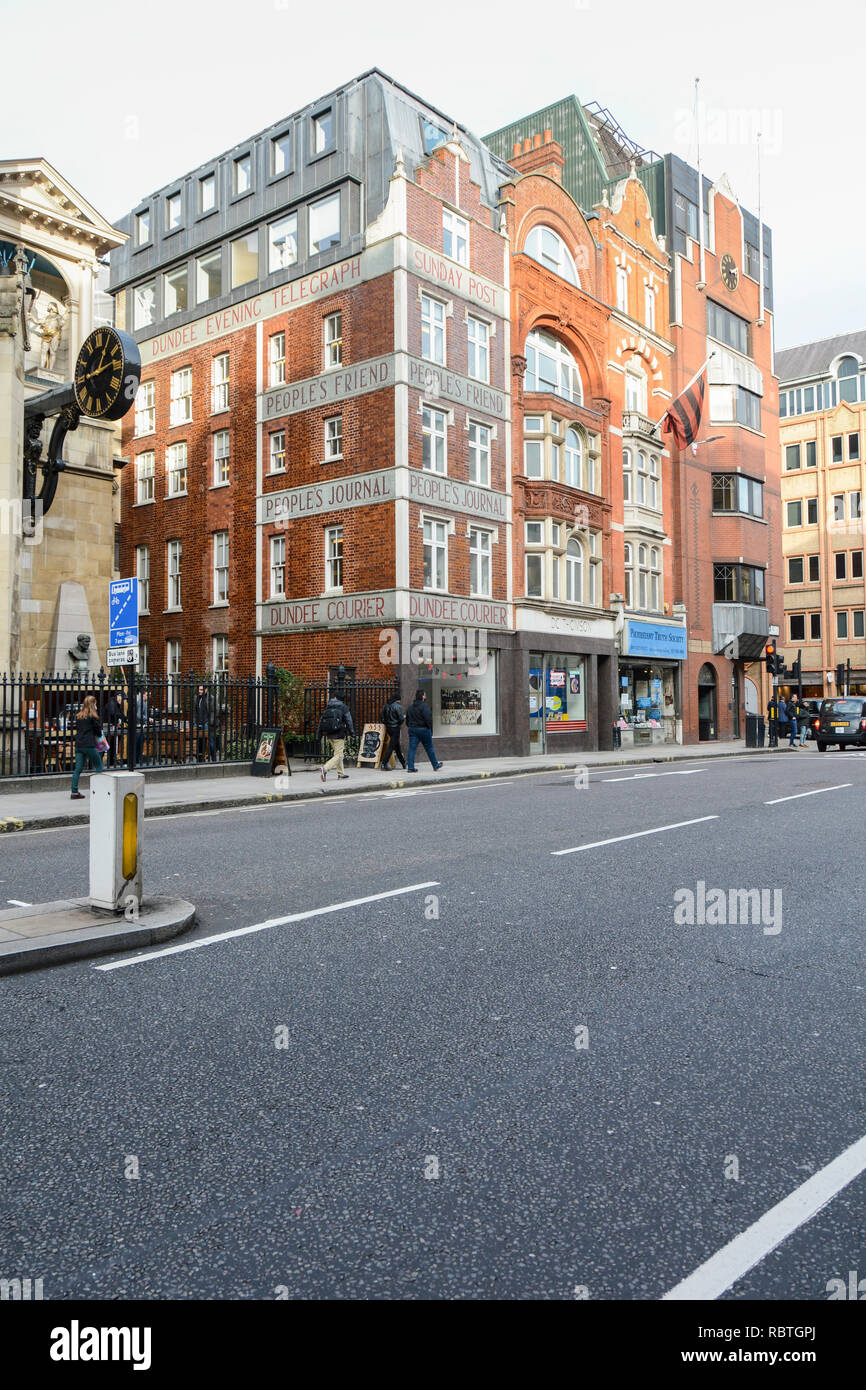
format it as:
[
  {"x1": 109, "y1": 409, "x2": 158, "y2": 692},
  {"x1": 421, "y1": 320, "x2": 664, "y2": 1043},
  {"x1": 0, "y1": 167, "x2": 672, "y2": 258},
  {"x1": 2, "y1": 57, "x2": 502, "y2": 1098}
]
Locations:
[{"x1": 71, "y1": 694, "x2": 104, "y2": 799}]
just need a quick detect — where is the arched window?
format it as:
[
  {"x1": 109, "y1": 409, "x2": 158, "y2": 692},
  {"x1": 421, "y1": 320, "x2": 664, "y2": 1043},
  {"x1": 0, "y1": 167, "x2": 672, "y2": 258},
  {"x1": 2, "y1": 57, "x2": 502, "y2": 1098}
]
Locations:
[
  {"x1": 564, "y1": 428, "x2": 583, "y2": 488},
  {"x1": 838, "y1": 355, "x2": 860, "y2": 404},
  {"x1": 524, "y1": 330, "x2": 583, "y2": 404},
  {"x1": 566, "y1": 538, "x2": 583, "y2": 603},
  {"x1": 648, "y1": 454, "x2": 660, "y2": 509},
  {"x1": 623, "y1": 448, "x2": 631, "y2": 502},
  {"x1": 636, "y1": 451, "x2": 648, "y2": 504},
  {"x1": 524, "y1": 226, "x2": 580, "y2": 286},
  {"x1": 623, "y1": 542, "x2": 633, "y2": 607}
]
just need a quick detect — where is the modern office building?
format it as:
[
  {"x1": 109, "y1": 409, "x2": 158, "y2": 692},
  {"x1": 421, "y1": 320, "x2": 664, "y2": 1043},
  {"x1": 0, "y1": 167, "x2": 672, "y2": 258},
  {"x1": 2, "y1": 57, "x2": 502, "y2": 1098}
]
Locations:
[{"x1": 776, "y1": 332, "x2": 866, "y2": 697}]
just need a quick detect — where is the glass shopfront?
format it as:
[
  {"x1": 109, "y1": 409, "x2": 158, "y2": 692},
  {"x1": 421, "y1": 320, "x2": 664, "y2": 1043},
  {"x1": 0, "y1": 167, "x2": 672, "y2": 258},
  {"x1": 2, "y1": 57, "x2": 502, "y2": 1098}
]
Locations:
[
  {"x1": 418, "y1": 651, "x2": 498, "y2": 738},
  {"x1": 617, "y1": 661, "x2": 680, "y2": 743},
  {"x1": 529, "y1": 652, "x2": 588, "y2": 750}
]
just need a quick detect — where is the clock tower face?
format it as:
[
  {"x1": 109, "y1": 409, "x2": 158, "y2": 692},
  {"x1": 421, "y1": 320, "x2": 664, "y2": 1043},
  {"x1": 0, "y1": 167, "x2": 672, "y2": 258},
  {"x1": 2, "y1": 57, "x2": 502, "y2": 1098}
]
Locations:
[
  {"x1": 720, "y1": 253, "x2": 739, "y2": 292},
  {"x1": 73, "y1": 327, "x2": 141, "y2": 421}
]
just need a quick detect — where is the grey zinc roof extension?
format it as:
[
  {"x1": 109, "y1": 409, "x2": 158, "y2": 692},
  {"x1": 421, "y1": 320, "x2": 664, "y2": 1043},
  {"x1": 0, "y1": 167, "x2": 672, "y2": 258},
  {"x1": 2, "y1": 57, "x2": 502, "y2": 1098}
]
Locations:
[{"x1": 776, "y1": 329, "x2": 866, "y2": 384}]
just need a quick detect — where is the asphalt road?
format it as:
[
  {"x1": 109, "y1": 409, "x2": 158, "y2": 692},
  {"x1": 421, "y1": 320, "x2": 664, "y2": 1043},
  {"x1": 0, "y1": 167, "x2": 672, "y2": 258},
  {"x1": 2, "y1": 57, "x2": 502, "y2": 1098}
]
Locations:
[{"x1": 2, "y1": 748, "x2": 866, "y2": 1300}]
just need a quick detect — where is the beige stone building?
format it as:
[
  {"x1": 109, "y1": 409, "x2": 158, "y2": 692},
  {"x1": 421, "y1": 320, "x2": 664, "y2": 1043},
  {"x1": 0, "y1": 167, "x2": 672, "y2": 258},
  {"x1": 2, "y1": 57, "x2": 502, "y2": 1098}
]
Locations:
[
  {"x1": 0, "y1": 158, "x2": 126, "y2": 674},
  {"x1": 777, "y1": 332, "x2": 866, "y2": 697}
]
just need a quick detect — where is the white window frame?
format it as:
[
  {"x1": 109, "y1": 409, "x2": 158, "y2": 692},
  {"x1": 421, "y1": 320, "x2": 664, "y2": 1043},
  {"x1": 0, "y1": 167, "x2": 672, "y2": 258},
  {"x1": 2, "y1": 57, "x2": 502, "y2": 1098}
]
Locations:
[
  {"x1": 136, "y1": 545, "x2": 150, "y2": 613},
  {"x1": 524, "y1": 225, "x2": 579, "y2": 285},
  {"x1": 166, "y1": 442, "x2": 187, "y2": 497},
  {"x1": 421, "y1": 293, "x2": 446, "y2": 364},
  {"x1": 467, "y1": 315, "x2": 490, "y2": 384},
  {"x1": 166, "y1": 638, "x2": 181, "y2": 677},
  {"x1": 644, "y1": 285, "x2": 656, "y2": 331},
  {"x1": 616, "y1": 264, "x2": 629, "y2": 312},
  {"x1": 136, "y1": 451, "x2": 155, "y2": 505},
  {"x1": 468, "y1": 420, "x2": 491, "y2": 486},
  {"x1": 211, "y1": 353, "x2": 229, "y2": 414},
  {"x1": 233, "y1": 153, "x2": 252, "y2": 196},
  {"x1": 167, "y1": 540, "x2": 182, "y2": 610},
  {"x1": 565, "y1": 538, "x2": 584, "y2": 604},
  {"x1": 324, "y1": 415, "x2": 343, "y2": 462},
  {"x1": 212, "y1": 635, "x2": 229, "y2": 674},
  {"x1": 213, "y1": 430, "x2": 230, "y2": 486},
  {"x1": 269, "y1": 430, "x2": 286, "y2": 473},
  {"x1": 134, "y1": 381, "x2": 155, "y2": 437},
  {"x1": 169, "y1": 367, "x2": 192, "y2": 426},
  {"x1": 564, "y1": 427, "x2": 583, "y2": 489},
  {"x1": 422, "y1": 405, "x2": 447, "y2": 474},
  {"x1": 469, "y1": 527, "x2": 492, "y2": 598},
  {"x1": 270, "y1": 534, "x2": 286, "y2": 598},
  {"x1": 325, "y1": 525, "x2": 343, "y2": 593},
  {"x1": 213, "y1": 531, "x2": 229, "y2": 605},
  {"x1": 324, "y1": 311, "x2": 343, "y2": 369},
  {"x1": 423, "y1": 517, "x2": 448, "y2": 592},
  {"x1": 268, "y1": 332, "x2": 286, "y2": 386},
  {"x1": 443, "y1": 208, "x2": 469, "y2": 266}
]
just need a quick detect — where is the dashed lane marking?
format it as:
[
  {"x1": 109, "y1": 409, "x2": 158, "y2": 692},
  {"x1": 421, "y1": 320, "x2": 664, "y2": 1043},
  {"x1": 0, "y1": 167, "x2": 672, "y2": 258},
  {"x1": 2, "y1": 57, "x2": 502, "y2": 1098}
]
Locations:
[
  {"x1": 552, "y1": 816, "x2": 719, "y2": 856},
  {"x1": 765, "y1": 783, "x2": 852, "y2": 805}
]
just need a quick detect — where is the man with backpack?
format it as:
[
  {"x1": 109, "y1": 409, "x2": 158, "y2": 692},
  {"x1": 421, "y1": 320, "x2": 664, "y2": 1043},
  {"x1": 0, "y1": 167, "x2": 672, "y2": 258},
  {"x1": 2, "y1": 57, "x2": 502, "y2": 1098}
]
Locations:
[
  {"x1": 317, "y1": 693, "x2": 354, "y2": 781},
  {"x1": 380, "y1": 690, "x2": 406, "y2": 770}
]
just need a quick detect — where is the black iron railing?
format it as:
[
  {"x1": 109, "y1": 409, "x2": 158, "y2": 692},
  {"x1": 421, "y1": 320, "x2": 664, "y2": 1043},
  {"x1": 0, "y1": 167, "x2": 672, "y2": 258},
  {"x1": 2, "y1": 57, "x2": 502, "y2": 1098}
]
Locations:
[
  {"x1": 301, "y1": 677, "x2": 399, "y2": 763},
  {"x1": 0, "y1": 668, "x2": 281, "y2": 778}
]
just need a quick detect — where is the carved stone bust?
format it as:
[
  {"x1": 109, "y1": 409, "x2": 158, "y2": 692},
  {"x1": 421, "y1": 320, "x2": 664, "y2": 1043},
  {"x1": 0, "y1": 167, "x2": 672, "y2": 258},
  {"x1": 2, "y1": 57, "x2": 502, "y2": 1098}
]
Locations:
[{"x1": 68, "y1": 633, "x2": 91, "y2": 671}]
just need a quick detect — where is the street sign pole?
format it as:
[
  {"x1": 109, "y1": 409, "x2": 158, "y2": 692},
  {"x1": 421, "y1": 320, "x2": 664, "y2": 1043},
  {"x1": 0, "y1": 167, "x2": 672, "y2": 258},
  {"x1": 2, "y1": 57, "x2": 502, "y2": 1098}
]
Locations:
[
  {"x1": 108, "y1": 579, "x2": 140, "y2": 772},
  {"x1": 126, "y1": 664, "x2": 137, "y2": 772}
]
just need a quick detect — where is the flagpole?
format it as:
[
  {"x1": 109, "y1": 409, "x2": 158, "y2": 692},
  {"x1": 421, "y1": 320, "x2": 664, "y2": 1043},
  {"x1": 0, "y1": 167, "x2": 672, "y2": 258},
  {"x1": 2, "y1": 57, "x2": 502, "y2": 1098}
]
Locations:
[
  {"x1": 695, "y1": 78, "x2": 706, "y2": 290},
  {"x1": 647, "y1": 353, "x2": 715, "y2": 438}
]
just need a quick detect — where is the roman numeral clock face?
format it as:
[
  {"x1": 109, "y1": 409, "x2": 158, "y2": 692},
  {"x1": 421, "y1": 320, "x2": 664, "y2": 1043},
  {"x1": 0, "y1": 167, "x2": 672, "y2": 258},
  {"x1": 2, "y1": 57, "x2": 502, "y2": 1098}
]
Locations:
[
  {"x1": 720, "y1": 253, "x2": 739, "y2": 292},
  {"x1": 73, "y1": 327, "x2": 141, "y2": 421}
]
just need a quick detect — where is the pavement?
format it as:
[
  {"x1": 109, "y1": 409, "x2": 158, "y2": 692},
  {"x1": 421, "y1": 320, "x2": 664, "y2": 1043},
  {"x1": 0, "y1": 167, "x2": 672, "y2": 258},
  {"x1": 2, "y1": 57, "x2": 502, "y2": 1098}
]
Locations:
[
  {"x1": 0, "y1": 894, "x2": 196, "y2": 975},
  {"x1": 2, "y1": 745, "x2": 865, "y2": 1300},
  {"x1": 0, "y1": 736, "x2": 773, "y2": 832}
]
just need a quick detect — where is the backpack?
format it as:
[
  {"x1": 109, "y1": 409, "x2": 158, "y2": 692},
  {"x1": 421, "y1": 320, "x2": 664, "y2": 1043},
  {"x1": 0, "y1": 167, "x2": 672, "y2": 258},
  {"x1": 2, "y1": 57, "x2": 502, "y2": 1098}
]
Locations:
[{"x1": 321, "y1": 702, "x2": 345, "y2": 735}]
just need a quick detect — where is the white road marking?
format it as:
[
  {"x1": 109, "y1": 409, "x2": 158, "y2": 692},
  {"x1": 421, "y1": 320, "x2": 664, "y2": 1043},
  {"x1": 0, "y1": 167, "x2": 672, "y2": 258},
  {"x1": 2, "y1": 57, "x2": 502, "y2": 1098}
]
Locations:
[
  {"x1": 663, "y1": 1129, "x2": 866, "y2": 1301},
  {"x1": 552, "y1": 816, "x2": 718, "y2": 856},
  {"x1": 7, "y1": 899, "x2": 31, "y2": 906},
  {"x1": 94, "y1": 881, "x2": 441, "y2": 971},
  {"x1": 765, "y1": 783, "x2": 852, "y2": 805},
  {"x1": 600, "y1": 769, "x2": 706, "y2": 783}
]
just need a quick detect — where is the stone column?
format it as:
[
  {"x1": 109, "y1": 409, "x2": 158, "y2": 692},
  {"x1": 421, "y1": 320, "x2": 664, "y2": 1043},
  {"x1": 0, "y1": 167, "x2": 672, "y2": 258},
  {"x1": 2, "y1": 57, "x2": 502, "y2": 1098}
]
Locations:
[{"x1": 0, "y1": 248, "x2": 28, "y2": 671}]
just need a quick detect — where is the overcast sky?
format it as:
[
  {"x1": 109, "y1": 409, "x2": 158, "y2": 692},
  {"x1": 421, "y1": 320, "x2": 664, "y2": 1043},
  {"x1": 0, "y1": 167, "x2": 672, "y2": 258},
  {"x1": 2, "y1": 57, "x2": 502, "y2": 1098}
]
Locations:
[{"x1": 5, "y1": 0, "x2": 861, "y2": 351}]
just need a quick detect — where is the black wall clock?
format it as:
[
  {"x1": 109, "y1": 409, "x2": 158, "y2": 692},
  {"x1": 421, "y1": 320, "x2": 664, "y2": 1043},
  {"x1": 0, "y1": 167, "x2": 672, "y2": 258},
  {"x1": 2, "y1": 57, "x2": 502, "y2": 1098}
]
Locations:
[{"x1": 73, "y1": 326, "x2": 141, "y2": 421}]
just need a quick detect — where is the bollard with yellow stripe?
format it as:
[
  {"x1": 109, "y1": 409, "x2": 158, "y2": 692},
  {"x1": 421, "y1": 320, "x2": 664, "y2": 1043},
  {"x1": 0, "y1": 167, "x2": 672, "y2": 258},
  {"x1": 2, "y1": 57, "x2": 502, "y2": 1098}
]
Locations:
[{"x1": 89, "y1": 772, "x2": 144, "y2": 912}]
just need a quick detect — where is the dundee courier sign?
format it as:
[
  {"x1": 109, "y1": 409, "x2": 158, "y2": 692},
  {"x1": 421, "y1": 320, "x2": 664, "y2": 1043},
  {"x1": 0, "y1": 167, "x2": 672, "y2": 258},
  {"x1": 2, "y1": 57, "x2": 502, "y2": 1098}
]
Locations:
[{"x1": 260, "y1": 591, "x2": 510, "y2": 634}]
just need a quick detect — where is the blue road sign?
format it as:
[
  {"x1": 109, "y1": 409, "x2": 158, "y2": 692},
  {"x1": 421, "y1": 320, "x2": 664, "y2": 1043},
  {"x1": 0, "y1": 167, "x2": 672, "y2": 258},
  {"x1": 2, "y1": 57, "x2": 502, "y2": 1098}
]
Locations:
[{"x1": 109, "y1": 578, "x2": 139, "y2": 648}]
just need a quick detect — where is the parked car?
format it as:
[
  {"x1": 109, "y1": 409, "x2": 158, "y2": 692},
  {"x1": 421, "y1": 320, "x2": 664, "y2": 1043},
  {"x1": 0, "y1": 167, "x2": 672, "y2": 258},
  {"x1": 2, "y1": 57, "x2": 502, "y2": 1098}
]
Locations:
[{"x1": 815, "y1": 697, "x2": 866, "y2": 750}]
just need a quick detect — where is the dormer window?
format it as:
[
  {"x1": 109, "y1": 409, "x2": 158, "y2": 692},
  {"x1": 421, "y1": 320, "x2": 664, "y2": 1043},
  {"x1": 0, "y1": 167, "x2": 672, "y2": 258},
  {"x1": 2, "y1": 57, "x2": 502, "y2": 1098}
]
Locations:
[
  {"x1": 166, "y1": 192, "x2": 182, "y2": 232},
  {"x1": 312, "y1": 108, "x2": 334, "y2": 156},
  {"x1": 233, "y1": 154, "x2": 252, "y2": 196}
]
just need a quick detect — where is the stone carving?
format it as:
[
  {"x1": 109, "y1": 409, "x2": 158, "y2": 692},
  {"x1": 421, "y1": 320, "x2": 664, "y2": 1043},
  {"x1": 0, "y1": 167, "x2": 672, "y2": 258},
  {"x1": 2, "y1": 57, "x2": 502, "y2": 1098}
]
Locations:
[
  {"x1": 68, "y1": 633, "x2": 91, "y2": 673},
  {"x1": 30, "y1": 296, "x2": 69, "y2": 370}
]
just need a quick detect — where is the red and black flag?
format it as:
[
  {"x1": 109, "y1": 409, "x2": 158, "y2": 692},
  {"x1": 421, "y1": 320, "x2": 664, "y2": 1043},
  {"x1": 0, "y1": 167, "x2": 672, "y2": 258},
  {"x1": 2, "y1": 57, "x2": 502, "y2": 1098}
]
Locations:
[{"x1": 661, "y1": 368, "x2": 706, "y2": 449}]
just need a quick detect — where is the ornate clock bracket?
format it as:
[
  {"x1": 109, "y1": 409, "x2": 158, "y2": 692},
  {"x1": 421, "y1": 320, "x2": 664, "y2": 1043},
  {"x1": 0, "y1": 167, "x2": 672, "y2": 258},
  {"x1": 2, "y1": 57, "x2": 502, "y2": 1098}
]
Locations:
[{"x1": 22, "y1": 383, "x2": 80, "y2": 529}]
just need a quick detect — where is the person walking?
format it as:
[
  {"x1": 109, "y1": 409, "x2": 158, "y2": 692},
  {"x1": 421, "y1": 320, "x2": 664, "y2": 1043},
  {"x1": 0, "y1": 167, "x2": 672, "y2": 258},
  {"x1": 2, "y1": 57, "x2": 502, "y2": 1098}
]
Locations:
[
  {"x1": 102, "y1": 688, "x2": 124, "y2": 767},
  {"x1": 194, "y1": 683, "x2": 216, "y2": 762},
  {"x1": 787, "y1": 697, "x2": 800, "y2": 749},
  {"x1": 317, "y1": 693, "x2": 354, "y2": 781},
  {"x1": 379, "y1": 690, "x2": 406, "y2": 770},
  {"x1": 776, "y1": 695, "x2": 791, "y2": 749},
  {"x1": 405, "y1": 689, "x2": 443, "y2": 772},
  {"x1": 135, "y1": 689, "x2": 149, "y2": 765},
  {"x1": 70, "y1": 694, "x2": 104, "y2": 799}
]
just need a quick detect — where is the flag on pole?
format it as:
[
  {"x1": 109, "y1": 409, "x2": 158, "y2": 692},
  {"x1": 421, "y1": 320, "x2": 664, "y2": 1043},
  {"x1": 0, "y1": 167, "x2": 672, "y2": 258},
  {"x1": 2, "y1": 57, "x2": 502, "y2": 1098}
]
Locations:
[{"x1": 661, "y1": 369, "x2": 707, "y2": 448}]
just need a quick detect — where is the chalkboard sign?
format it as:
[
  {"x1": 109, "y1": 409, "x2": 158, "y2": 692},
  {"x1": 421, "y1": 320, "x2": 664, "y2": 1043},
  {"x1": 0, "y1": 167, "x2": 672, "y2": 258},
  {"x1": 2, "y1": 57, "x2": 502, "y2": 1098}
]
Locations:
[
  {"x1": 251, "y1": 728, "x2": 290, "y2": 778},
  {"x1": 357, "y1": 722, "x2": 386, "y2": 768}
]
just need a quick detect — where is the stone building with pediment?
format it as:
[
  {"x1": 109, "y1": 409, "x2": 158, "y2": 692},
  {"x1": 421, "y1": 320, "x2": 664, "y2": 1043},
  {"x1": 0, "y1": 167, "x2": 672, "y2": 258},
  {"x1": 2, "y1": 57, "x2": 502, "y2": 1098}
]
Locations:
[{"x1": 0, "y1": 158, "x2": 126, "y2": 674}]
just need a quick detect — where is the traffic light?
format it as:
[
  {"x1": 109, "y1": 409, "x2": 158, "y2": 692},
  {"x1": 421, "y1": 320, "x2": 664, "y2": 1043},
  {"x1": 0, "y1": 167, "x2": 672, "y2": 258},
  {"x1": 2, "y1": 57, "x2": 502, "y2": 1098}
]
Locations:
[
  {"x1": 836, "y1": 662, "x2": 845, "y2": 689},
  {"x1": 765, "y1": 641, "x2": 778, "y2": 673},
  {"x1": 791, "y1": 659, "x2": 801, "y2": 681}
]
